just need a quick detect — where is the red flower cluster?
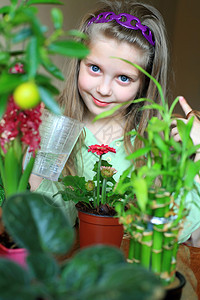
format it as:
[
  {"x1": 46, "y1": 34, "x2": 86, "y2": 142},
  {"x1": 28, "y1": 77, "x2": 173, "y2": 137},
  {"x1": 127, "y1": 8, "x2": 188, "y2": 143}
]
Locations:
[
  {"x1": 0, "y1": 96, "x2": 42, "y2": 154},
  {"x1": 88, "y1": 144, "x2": 116, "y2": 156},
  {"x1": 9, "y1": 62, "x2": 24, "y2": 74}
]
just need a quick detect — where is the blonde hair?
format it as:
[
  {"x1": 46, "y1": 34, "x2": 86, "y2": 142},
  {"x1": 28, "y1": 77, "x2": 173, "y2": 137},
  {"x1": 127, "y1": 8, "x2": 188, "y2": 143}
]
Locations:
[{"x1": 59, "y1": 0, "x2": 170, "y2": 174}]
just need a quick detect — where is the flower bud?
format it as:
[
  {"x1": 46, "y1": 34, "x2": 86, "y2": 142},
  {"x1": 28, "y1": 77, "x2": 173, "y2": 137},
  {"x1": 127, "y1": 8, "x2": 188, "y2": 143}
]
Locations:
[
  {"x1": 85, "y1": 180, "x2": 95, "y2": 191},
  {"x1": 100, "y1": 166, "x2": 117, "y2": 178}
]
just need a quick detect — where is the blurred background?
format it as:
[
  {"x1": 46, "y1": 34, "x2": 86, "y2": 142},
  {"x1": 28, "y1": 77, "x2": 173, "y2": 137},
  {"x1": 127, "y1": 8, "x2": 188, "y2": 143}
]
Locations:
[{"x1": 2, "y1": 0, "x2": 200, "y2": 114}]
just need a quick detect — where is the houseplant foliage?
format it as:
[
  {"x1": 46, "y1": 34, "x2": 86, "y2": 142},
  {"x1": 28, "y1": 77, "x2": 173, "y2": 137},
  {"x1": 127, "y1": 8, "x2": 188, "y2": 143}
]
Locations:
[
  {"x1": 56, "y1": 144, "x2": 127, "y2": 215},
  {"x1": 0, "y1": 191, "x2": 164, "y2": 300},
  {"x1": 94, "y1": 59, "x2": 200, "y2": 286},
  {"x1": 0, "y1": 0, "x2": 89, "y2": 117},
  {"x1": 0, "y1": 0, "x2": 89, "y2": 198}
]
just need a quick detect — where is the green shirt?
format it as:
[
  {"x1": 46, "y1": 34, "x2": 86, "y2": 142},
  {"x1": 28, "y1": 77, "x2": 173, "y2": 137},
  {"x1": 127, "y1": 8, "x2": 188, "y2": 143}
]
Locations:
[{"x1": 36, "y1": 127, "x2": 200, "y2": 243}]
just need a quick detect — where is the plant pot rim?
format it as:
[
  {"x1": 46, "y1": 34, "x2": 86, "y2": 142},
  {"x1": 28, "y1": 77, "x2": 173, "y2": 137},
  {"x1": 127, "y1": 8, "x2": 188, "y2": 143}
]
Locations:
[
  {"x1": 165, "y1": 271, "x2": 186, "y2": 292},
  {"x1": 78, "y1": 209, "x2": 118, "y2": 218},
  {"x1": 0, "y1": 242, "x2": 26, "y2": 254}
]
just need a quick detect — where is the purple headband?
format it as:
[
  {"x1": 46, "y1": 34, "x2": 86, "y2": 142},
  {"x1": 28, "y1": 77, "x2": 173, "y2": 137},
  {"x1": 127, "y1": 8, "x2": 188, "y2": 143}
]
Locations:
[{"x1": 88, "y1": 11, "x2": 155, "y2": 46}]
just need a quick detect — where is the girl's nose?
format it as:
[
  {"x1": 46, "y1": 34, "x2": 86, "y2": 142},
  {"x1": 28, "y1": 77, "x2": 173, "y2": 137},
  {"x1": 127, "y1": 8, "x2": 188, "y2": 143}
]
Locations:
[{"x1": 96, "y1": 78, "x2": 112, "y2": 96}]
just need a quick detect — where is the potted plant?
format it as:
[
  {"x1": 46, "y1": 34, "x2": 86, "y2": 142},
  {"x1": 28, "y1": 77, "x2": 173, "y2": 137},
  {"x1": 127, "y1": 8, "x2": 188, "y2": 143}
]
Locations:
[
  {"x1": 0, "y1": 0, "x2": 89, "y2": 264},
  {"x1": 0, "y1": 191, "x2": 165, "y2": 300},
  {"x1": 94, "y1": 60, "x2": 200, "y2": 296},
  {"x1": 55, "y1": 144, "x2": 128, "y2": 248}
]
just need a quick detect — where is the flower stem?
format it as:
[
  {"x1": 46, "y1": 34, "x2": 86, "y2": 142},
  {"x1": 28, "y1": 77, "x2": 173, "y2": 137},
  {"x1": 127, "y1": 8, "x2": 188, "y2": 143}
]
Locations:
[
  {"x1": 101, "y1": 178, "x2": 107, "y2": 205},
  {"x1": 96, "y1": 155, "x2": 102, "y2": 207}
]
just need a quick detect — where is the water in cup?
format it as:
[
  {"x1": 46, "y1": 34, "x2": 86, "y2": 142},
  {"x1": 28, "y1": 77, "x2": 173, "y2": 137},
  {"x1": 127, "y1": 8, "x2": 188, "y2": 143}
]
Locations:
[{"x1": 24, "y1": 109, "x2": 84, "y2": 181}]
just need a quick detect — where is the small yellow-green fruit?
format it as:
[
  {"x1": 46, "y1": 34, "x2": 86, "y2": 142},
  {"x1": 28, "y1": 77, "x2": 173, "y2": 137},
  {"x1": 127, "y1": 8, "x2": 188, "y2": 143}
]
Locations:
[{"x1": 13, "y1": 81, "x2": 40, "y2": 109}]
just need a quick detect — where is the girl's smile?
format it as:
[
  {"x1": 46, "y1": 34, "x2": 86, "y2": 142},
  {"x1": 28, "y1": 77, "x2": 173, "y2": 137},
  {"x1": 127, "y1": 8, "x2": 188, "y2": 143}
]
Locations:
[
  {"x1": 92, "y1": 96, "x2": 111, "y2": 107},
  {"x1": 78, "y1": 35, "x2": 143, "y2": 119}
]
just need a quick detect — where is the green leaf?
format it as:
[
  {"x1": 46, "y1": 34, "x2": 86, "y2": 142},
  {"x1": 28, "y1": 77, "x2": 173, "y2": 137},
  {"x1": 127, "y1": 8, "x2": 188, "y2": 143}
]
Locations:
[
  {"x1": 0, "y1": 73, "x2": 26, "y2": 94},
  {"x1": 26, "y1": 37, "x2": 40, "y2": 78},
  {"x1": 93, "y1": 98, "x2": 148, "y2": 122},
  {"x1": 27, "y1": 253, "x2": 59, "y2": 281},
  {"x1": 26, "y1": 0, "x2": 63, "y2": 4},
  {"x1": 126, "y1": 146, "x2": 151, "y2": 160},
  {"x1": 18, "y1": 156, "x2": 35, "y2": 192},
  {"x1": 153, "y1": 133, "x2": 169, "y2": 153},
  {"x1": 51, "y1": 8, "x2": 63, "y2": 29},
  {"x1": 48, "y1": 40, "x2": 89, "y2": 58},
  {"x1": 0, "y1": 52, "x2": 10, "y2": 64},
  {"x1": 42, "y1": 59, "x2": 64, "y2": 80},
  {"x1": 67, "y1": 29, "x2": 88, "y2": 39},
  {"x1": 0, "y1": 93, "x2": 9, "y2": 119},
  {"x1": 4, "y1": 147, "x2": 20, "y2": 196},
  {"x1": 12, "y1": 27, "x2": 32, "y2": 43},
  {"x1": 0, "y1": 259, "x2": 36, "y2": 300},
  {"x1": 133, "y1": 177, "x2": 148, "y2": 212},
  {"x1": 61, "y1": 245, "x2": 126, "y2": 289},
  {"x1": 3, "y1": 192, "x2": 75, "y2": 254},
  {"x1": 38, "y1": 86, "x2": 61, "y2": 115},
  {"x1": 0, "y1": 6, "x2": 11, "y2": 14},
  {"x1": 177, "y1": 118, "x2": 194, "y2": 150}
]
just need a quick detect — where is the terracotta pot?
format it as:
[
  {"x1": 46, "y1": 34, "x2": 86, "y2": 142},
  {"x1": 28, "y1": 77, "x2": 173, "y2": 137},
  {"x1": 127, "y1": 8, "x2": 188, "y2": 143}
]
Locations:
[
  {"x1": 0, "y1": 243, "x2": 28, "y2": 268},
  {"x1": 78, "y1": 211, "x2": 124, "y2": 248}
]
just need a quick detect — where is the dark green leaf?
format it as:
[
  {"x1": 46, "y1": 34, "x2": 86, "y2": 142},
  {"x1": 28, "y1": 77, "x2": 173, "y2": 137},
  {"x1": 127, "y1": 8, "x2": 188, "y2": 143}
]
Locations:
[
  {"x1": 61, "y1": 245, "x2": 126, "y2": 289},
  {"x1": 0, "y1": 6, "x2": 11, "y2": 14},
  {"x1": 51, "y1": 8, "x2": 63, "y2": 29},
  {"x1": 0, "y1": 259, "x2": 36, "y2": 300},
  {"x1": 48, "y1": 40, "x2": 89, "y2": 58},
  {"x1": 26, "y1": 37, "x2": 40, "y2": 78},
  {"x1": 0, "y1": 73, "x2": 26, "y2": 94},
  {"x1": 12, "y1": 27, "x2": 32, "y2": 43},
  {"x1": 0, "y1": 93, "x2": 9, "y2": 119},
  {"x1": 38, "y1": 86, "x2": 61, "y2": 114},
  {"x1": 3, "y1": 192, "x2": 75, "y2": 254},
  {"x1": 27, "y1": 253, "x2": 59, "y2": 281},
  {"x1": 42, "y1": 59, "x2": 65, "y2": 80},
  {"x1": 0, "y1": 52, "x2": 10, "y2": 64},
  {"x1": 85, "y1": 264, "x2": 164, "y2": 300}
]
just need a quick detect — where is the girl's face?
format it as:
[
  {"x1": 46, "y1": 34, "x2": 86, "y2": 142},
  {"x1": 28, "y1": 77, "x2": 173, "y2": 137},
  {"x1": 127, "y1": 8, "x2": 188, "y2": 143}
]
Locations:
[{"x1": 78, "y1": 35, "x2": 143, "y2": 119}]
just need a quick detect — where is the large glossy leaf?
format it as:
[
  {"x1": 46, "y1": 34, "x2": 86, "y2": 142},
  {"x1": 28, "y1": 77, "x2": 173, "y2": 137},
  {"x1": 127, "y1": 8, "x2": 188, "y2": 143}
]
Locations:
[
  {"x1": 3, "y1": 192, "x2": 75, "y2": 254},
  {"x1": 0, "y1": 258, "x2": 36, "y2": 300},
  {"x1": 61, "y1": 245, "x2": 126, "y2": 289},
  {"x1": 83, "y1": 264, "x2": 164, "y2": 300},
  {"x1": 27, "y1": 252, "x2": 59, "y2": 281},
  {"x1": 48, "y1": 40, "x2": 89, "y2": 58},
  {"x1": 61, "y1": 246, "x2": 164, "y2": 300}
]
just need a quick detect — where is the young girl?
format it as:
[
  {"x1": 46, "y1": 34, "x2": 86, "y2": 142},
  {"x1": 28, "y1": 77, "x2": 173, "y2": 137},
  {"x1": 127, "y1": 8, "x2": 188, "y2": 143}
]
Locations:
[{"x1": 32, "y1": 0, "x2": 200, "y2": 244}]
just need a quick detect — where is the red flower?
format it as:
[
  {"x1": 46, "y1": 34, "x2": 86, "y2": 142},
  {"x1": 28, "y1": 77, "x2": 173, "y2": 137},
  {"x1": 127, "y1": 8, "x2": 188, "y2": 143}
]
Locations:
[
  {"x1": 0, "y1": 96, "x2": 42, "y2": 154},
  {"x1": 88, "y1": 144, "x2": 116, "y2": 156}
]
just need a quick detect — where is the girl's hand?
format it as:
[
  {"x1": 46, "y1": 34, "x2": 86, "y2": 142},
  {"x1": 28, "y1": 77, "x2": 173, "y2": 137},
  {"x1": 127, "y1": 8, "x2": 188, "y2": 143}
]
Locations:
[{"x1": 171, "y1": 96, "x2": 200, "y2": 147}]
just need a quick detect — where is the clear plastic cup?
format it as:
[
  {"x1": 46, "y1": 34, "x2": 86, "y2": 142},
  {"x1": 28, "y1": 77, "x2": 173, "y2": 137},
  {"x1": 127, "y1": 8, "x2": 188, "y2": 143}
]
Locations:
[{"x1": 24, "y1": 109, "x2": 84, "y2": 181}]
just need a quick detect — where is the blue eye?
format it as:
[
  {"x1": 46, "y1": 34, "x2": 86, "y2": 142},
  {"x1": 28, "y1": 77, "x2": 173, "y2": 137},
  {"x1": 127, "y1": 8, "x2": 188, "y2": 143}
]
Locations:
[
  {"x1": 90, "y1": 65, "x2": 100, "y2": 73},
  {"x1": 119, "y1": 75, "x2": 130, "y2": 83}
]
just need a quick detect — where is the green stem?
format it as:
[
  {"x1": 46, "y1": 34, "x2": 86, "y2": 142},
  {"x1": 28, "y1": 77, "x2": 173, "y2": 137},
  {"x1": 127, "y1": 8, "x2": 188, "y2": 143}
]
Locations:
[
  {"x1": 101, "y1": 178, "x2": 107, "y2": 205},
  {"x1": 96, "y1": 155, "x2": 102, "y2": 207},
  {"x1": 141, "y1": 230, "x2": 153, "y2": 269}
]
